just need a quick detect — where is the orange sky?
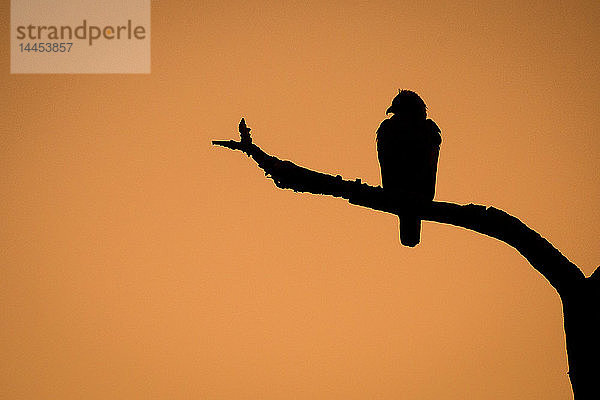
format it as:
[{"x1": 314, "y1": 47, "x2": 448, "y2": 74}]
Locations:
[{"x1": 2, "y1": 1, "x2": 599, "y2": 399}]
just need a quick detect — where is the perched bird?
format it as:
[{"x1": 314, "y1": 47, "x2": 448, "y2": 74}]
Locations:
[{"x1": 376, "y1": 90, "x2": 442, "y2": 246}]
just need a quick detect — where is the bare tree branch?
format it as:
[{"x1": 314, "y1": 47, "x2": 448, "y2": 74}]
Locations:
[
  {"x1": 212, "y1": 120, "x2": 585, "y2": 294},
  {"x1": 214, "y1": 119, "x2": 600, "y2": 398}
]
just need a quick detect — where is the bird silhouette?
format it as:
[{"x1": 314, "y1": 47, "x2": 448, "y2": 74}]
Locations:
[{"x1": 376, "y1": 90, "x2": 442, "y2": 246}]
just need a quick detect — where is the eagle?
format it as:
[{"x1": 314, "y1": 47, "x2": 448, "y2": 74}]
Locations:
[{"x1": 376, "y1": 90, "x2": 442, "y2": 246}]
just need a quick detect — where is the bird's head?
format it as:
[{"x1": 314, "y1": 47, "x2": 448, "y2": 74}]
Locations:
[{"x1": 386, "y1": 89, "x2": 427, "y2": 120}]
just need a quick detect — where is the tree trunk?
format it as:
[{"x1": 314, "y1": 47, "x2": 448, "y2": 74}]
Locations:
[{"x1": 562, "y1": 274, "x2": 600, "y2": 399}]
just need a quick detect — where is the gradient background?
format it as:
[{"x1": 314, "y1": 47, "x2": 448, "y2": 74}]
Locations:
[{"x1": 2, "y1": 1, "x2": 599, "y2": 399}]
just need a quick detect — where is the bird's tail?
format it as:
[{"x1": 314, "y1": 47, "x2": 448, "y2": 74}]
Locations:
[{"x1": 399, "y1": 215, "x2": 421, "y2": 247}]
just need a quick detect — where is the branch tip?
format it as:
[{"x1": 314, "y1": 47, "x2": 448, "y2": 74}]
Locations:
[{"x1": 239, "y1": 118, "x2": 252, "y2": 145}]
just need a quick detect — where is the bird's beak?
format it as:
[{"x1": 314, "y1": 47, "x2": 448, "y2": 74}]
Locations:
[{"x1": 386, "y1": 106, "x2": 393, "y2": 114}]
